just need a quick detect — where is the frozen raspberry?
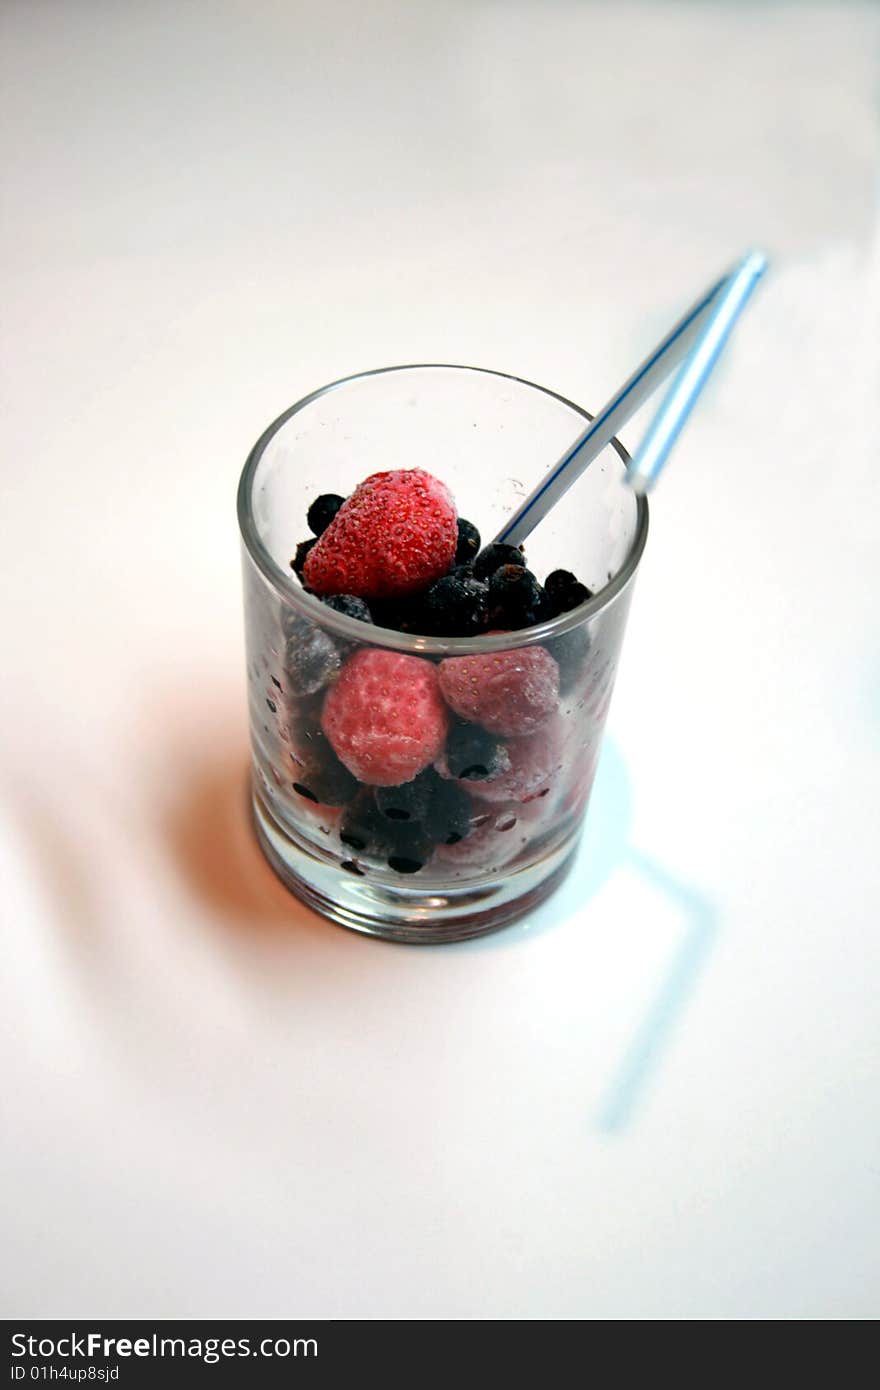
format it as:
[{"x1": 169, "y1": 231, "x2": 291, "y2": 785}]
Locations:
[
  {"x1": 474, "y1": 717, "x2": 565, "y2": 804},
  {"x1": 321, "y1": 648, "x2": 449, "y2": 786},
  {"x1": 303, "y1": 469, "x2": 458, "y2": 600},
  {"x1": 438, "y1": 645, "x2": 559, "y2": 736}
]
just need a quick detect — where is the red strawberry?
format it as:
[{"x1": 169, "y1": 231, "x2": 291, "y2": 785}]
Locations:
[
  {"x1": 438, "y1": 645, "x2": 559, "y2": 736},
  {"x1": 321, "y1": 648, "x2": 450, "y2": 786},
  {"x1": 303, "y1": 469, "x2": 458, "y2": 600}
]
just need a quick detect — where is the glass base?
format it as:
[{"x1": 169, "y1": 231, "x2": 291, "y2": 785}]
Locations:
[{"x1": 251, "y1": 780, "x2": 578, "y2": 944}]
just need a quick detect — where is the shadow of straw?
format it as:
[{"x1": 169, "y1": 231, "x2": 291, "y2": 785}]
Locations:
[
  {"x1": 465, "y1": 737, "x2": 720, "y2": 1130},
  {"x1": 595, "y1": 850, "x2": 720, "y2": 1134}
]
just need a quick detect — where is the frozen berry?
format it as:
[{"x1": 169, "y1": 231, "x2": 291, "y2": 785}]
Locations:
[
  {"x1": 321, "y1": 648, "x2": 449, "y2": 785},
  {"x1": 386, "y1": 831, "x2": 433, "y2": 874},
  {"x1": 433, "y1": 807, "x2": 527, "y2": 869},
  {"x1": 475, "y1": 717, "x2": 565, "y2": 804},
  {"x1": 303, "y1": 469, "x2": 458, "y2": 599},
  {"x1": 376, "y1": 769, "x2": 472, "y2": 845},
  {"x1": 549, "y1": 627, "x2": 592, "y2": 695},
  {"x1": 289, "y1": 726, "x2": 358, "y2": 806},
  {"x1": 290, "y1": 538, "x2": 316, "y2": 582},
  {"x1": 283, "y1": 620, "x2": 343, "y2": 695},
  {"x1": 473, "y1": 543, "x2": 525, "y2": 581},
  {"x1": 543, "y1": 569, "x2": 592, "y2": 616},
  {"x1": 339, "y1": 796, "x2": 382, "y2": 852},
  {"x1": 368, "y1": 593, "x2": 428, "y2": 635},
  {"x1": 321, "y1": 593, "x2": 373, "y2": 624},
  {"x1": 438, "y1": 720, "x2": 511, "y2": 781},
  {"x1": 424, "y1": 573, "x2": 489, "y2": 636},
  {"x1": 307, "y1": 493, "x2": 345, "y2": 536},
  {"x1": 488, "y1": 564, "x2": 543, "y2": 627},
  {"x1": 340, "y1": 795, "x2": 432, "y2": 873},
  {"x1": 455, "y1": 518, "x2": 481, "y2": 565},
  {"x1": 422, "y1": 777, "x2": 473, "y2": 845},
  {"x1": 438, "y1": 646, "x2": 560, "y2": 736},
  {"x1": 375, "y1": 773, "x2": 432, "y2": 823}
]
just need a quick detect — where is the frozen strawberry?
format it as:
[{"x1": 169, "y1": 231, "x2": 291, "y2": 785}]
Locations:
[
  {"x1": 437, "y1": 645, "x2": 559, "y2": 736},
  {"x1": 474, "y1": 717, "x2": 565, "y2": 804},
  {"x1": 303, "y1": 469, "x2": 458, "y2": 600},
  {"x1": 321, "y1": 648, "x2": 450, "y2": 786}
]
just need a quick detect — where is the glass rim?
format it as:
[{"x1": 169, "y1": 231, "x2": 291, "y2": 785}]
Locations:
[{"x1": 237, "y1": 363, "x2": 649, "y2": 655}]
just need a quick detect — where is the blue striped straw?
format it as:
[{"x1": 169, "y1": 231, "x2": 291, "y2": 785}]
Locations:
[
  {"x1": 626, "y1": 250, "x2": 766, "y2": 494},
  {"x1": 492, "y1": 250, "x2": 767, "y2": 545}
]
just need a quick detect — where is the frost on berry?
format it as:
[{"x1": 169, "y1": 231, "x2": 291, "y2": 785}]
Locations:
[
  {"x1": 437, "y1": 645, "x2": 560, "y2": 736},
  {"x1": 321, "y1": 648, "x2": 450, "y2": 786}
]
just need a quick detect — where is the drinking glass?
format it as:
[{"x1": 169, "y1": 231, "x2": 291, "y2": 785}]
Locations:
[{"x1": 238, "y1": 365, "x2": 648, "y2": 943}]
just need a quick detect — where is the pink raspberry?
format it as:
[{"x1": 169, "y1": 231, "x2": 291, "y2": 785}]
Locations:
[
  {"x1": 437, "y1": 646, "x2": 559, "y2": 736},
  {"x1": 474, "y1": 717, "x2": 565, "y2": 803},
  {"x1": 321, "y1": 648, "x2": 449, "y2": 786},
  {"x1": 303, "y1": 469, "x2": 458, "y2": 600}
]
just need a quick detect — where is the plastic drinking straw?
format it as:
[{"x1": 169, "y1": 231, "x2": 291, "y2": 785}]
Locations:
[
  {"x1": 626, "y1": 250, "x2": 766, "y2": 494},
  {"x1": 492, "y1": 250, "x2": 767, "y2": 545}
]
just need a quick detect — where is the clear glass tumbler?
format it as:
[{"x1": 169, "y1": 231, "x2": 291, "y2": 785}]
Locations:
[{"x1": 238, "y1": 365, "x2": 648, "y2": 943}]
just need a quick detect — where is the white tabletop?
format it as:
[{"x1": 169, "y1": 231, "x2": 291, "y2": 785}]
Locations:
[{"x1": 2, "y1": 0, "x2": 878, "y2": 1319}]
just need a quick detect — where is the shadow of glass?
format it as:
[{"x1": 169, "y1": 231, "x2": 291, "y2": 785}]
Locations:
[
  {"x1": 162, "y1": 727, "x2": 330, "y2": 944},
  {"x1": 162, "y1": 704, "x2": 719, "y2": 1129}
]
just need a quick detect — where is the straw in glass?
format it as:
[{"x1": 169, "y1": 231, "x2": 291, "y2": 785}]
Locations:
[{"x1": 492, "y1": 250, "x2": 767, "y2": 545}]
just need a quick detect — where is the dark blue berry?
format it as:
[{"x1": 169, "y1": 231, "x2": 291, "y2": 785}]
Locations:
[
  {"x1": 370, "y1": 593, "x2": 429, "y2": 635},
  {"x1": 290, "y1": 725, "x2": 358, "y2": 806},
  {"x1": 488, "y1": 564, "x2": 544, "y2": 626},
  {"x1": 455, "y1": 518, "x2": 481, "y2": 566},
  {"x1": 307, "y1": 493, "x2": 345, "y2": 536},
  {"x1": 424, "y1": 573, "x2": 489, "y2": 636},
  {"x1": 321, "y1": 593, "x2": 373, "y2": 624},
  {"x1": 422, "y1": 778, "x2": 473, "y2": 845},
  {"x1": 444, "y1": 721, "x2": 511, "y2": 781},
  {"x1": 473, "y1": 543, "x2": 525, "y2": 581},
  {"x1": 376, "y1": 769, "x2": 472, "y2": 847},
  {"x1": 340, "y1": 795, "x2": 432, "y2": 873},
  {"x1": 283, "y1": 620, "x2": 342, "y2": 695},
  {"x1": 549, "y1": 627, "x2": 592, "y2": 694},
  {"x1": 290, "y1": 538, "x2": 316, "y2": 582},
  {"x1": 375, "y1": 774, "x2": 432, "y2": 823},
  {"x1": 543, "y1": 569, "x2": 592, "y2": 616}
]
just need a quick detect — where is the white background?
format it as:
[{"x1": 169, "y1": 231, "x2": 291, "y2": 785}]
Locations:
[{"x1": 1, "y1": 0, "x2": 878, "y2": 1319}]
